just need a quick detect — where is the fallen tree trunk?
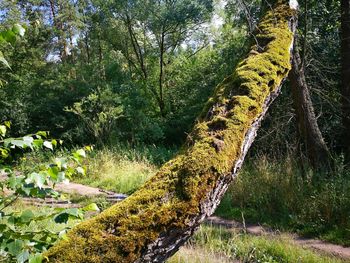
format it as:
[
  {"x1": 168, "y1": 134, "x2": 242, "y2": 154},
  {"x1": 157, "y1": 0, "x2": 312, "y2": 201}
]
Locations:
[{"x1": 45, "y1": 1, "x2": 298, "y2": 262}]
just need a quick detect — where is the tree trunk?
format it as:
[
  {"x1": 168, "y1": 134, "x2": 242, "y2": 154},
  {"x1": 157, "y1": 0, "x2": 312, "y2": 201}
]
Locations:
[
  {"x1": 159, "y1": 31, "x2": 166, "y2": 117},
  {"x1": 49, "y1": 0, "x2": 68, "y2": 60},
  {"x1": 341, "y1": 0, "x2": 350, "y2": 161},
  {"x1": 44, "y1": 1, "x2": 298, "y2": 262},
  {"x1": 289, "y1": 40, "x2": 331, "y2": 169}
]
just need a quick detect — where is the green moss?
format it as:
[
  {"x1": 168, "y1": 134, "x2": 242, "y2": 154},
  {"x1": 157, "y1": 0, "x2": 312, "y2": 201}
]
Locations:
[{"x1": 44, "y1": 1, "x2": 296, "y2": 262}]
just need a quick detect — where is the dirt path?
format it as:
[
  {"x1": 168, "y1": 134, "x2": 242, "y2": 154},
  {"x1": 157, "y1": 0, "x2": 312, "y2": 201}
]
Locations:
[
  {"x1": 54, "y1": 182, "x2": 128, "y2": 202},
  {"x1": 3, "y1": 179, "x2": 128, "y2": 208},
  {"x1": 206, "y1": 216, "x2": 350, "y2": 260}
]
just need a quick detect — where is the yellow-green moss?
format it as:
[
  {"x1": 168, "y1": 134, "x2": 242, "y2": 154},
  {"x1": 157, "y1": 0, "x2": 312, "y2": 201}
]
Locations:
[{"x1": 44, "y1": 2, "x2": 296, "y2": 262}]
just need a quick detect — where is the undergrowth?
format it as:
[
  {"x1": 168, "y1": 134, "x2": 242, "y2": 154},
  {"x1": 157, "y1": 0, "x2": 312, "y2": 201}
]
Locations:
[
  {"x1": 73, "y1": 146, "x2": 161, "y2": 194},
  {"x1": 215, "y1": 155, "x2": 350, "y2": 246}
]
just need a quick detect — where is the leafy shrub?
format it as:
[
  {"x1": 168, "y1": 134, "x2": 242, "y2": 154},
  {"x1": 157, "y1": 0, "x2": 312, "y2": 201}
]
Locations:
[{"x1": 0, "y1": 123, "x2": 98, "y2": 262}]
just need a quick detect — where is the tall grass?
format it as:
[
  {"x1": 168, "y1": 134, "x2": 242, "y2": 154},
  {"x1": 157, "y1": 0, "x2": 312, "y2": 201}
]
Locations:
[
  {"x1": 169, "y1": 225, "x2": 343, "y2": 263},
  {"x1": 75, "y1": 147, "x2": 159, "y2": 194},
  {"x1": 215, "y1": 155, "x2": 350, "y2": 246},
  {"x1": 72, "y1": 143, "x2": 176, "y2": 194}
]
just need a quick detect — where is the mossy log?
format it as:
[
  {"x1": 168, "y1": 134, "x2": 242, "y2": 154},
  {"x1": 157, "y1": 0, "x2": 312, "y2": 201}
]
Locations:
[{"x1": 45, "y1": 1, "x2": 298, "y2": 262}]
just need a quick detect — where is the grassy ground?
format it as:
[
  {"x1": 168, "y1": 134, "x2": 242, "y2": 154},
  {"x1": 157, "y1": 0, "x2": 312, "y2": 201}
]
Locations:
[
  {"x1": 169, "y1": 246, "x2": 233, "y2": 263},
  {"x1": 75, "y1": 148, "x2": 157, "y2": 194},
  {"x1": 169, "y1": 225, "x2": 344, "y2": 263},
  {"x1": 215, "y1": 156, "x2": 350, "y2": 246},
  {"x1": 72, "y1": 144, "x2": 178, "y2": 194},
  {"x1": 17, "y1": 144, "x2": 171, "y2": 194}
]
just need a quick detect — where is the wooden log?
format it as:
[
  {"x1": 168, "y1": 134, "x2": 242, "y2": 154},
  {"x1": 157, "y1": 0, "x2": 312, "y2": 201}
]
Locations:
[{"x1": 45, "y1": 1, "x2": 298, "y2": 262}]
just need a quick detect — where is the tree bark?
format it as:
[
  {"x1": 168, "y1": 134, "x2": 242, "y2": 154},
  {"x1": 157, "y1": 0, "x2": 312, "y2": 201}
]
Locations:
[
  {"x1": 289, "y1": 40, "x2": 331, "y2": 169},
  {"x1": 45, "y1": 1, "x2": 298, "y2": 262},
  {"x1": 341, "y1": 0, "x2": 350, "y2": 161}
]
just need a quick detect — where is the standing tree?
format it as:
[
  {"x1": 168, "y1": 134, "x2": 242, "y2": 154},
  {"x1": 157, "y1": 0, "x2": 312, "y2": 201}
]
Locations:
[
  {"x1": 341, "y1": 0, "x2": 350, "y2": 161},
  {"x1": 289, "y1": 38, "x2": 331, "y2": 169},
  {"x1": 45, "y1": 0, "x2": 298, "y2": 262},
  {"x1": 106, "y1": 0, "x2": 213, "y2": 117}
]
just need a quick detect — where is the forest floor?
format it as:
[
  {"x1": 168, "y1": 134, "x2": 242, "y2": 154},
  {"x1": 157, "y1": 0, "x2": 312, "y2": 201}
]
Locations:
[
  {"x1": 18, "y1": 180, "x2": 350, "y2": 262},
  {"x1": 206, "y1": 216, "x2": 350, "y2": 260}
]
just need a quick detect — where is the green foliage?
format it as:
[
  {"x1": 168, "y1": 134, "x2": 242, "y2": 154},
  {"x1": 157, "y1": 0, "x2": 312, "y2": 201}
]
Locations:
[
  {"x1": 0, "y1": 23, "x2": 25, "y2": 69},
  {"x1": 0, "y1": 203, "x2": 98, "y2": 263},
  {"x1": 66, "y1": 87, "x2": 123, "y2": 145},
  {"x1": 0, "y1": 124, "x2": 98, "y2": 262},
  {"x1": 0, "y1": 22, "x2": 25, "y2": 88}
]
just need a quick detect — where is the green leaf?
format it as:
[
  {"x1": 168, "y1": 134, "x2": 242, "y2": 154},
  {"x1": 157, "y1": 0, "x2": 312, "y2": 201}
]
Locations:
[
  {"x1": 0, "y1": 148, "x2": 9, "y2": 159},
  {"x1": 36, "y1": 131, "x2": 48, "y2": 138},
  {"x1": 1, "y1": 30, "x2": 16, "y2": 44},
  {"x1": 0, "y1": 51, "x2": 10, "y2": 69},
  {"x1": 54, "y1": 157, "x2": 68, "y2": 170},
  {"x1": 85, "y1": 145, "x2": 93, "y2": 152},
  {"x1": 12, "y1": 23, "x2": 25, "y2": 37},
  {"x1": 20, "y1": 210, "x2": 35, "y2": 223},
  {"x1": 7, "y1": 239, "x2": 24, "y2": 256},
  {"x1": 4, "y1": 121, "x2": 11, "y2": 128},
  {"x1": 51, "y1": 139, "x2": 58, "y2": 148},
  {"x1": 82, "y1": 203, "x2": 100, "y2": 212},
  {"x1": 0, "y1": 125, "x2": 6, "y2": 136},
  {"x1": 7, "y1": 175, "x2": 24, "y2": 189},
  {"x1": 23, "y1": 136, "x2": 34, "y2": 149},
  {"x1": 75, "y1": 149, "x2": 86, "y2": 158},
  {"x1": 17, "y1": 249, "x2": 30, "y2": 263},
  {"x1": 25, "y1": 172, "x2": 46, "y2": 189},
  {"x1": 57, "y1": 171, "x2": 68, "y2": 183},
  {"x1": 43, "y1": 141, "x2": 53, "y2": 150},
  {"x1": 48, "y1": 166, "x2": 59, "y2": 180},
  {"x1": 8, "y1": 139, "x2": 26, "y2": 149},
  {"x1": 29, "y1": 254, "x2": 43, "y2": 263},
  {"x1": 54, "y1": 208, "x2": 82, "y2": 223},
  {"x1": 33, "y1": 139, "x2": 44, "y2": 148}
]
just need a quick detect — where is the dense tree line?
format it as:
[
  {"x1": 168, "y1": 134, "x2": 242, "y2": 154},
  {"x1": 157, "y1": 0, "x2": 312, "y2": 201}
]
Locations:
[
  {"x1": 1, "y1": 0, "x2": 350, "y2": 262},
  {"x1": 0, "y1": 0, "x2": 349, "y2": 168},
  {"x1": 0, "y1": 0, "x2": 238, "y2": 146}
]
